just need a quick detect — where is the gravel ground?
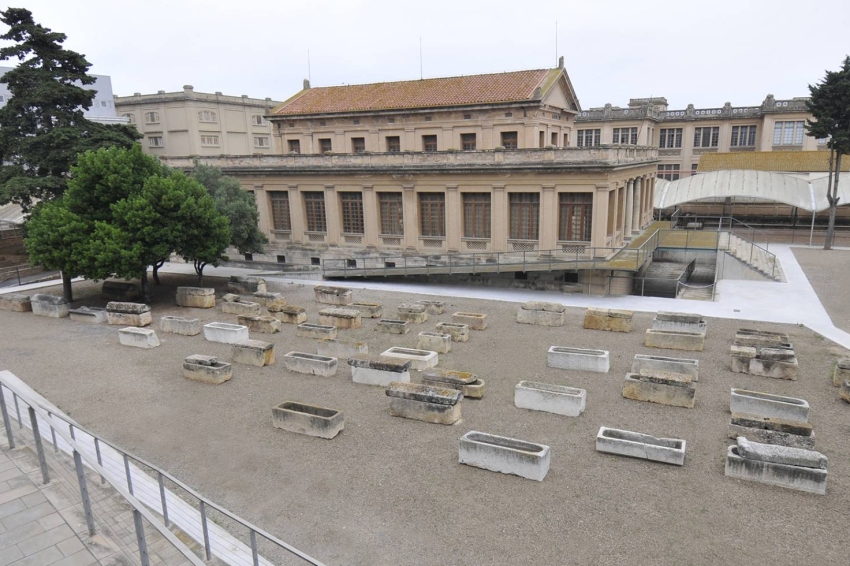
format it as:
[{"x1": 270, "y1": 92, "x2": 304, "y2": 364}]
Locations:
[
  {"x1": 792, "y1": 247, "x2": 850, "y2": 333},
  {"x1": 1, "y1": 275, "x2": 849, "y2": 566}
]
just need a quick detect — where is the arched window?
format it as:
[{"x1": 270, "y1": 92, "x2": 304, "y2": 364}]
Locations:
[
  {"x1": 122, "y1": 113, "x2": 135, "y2": 124},
  {"x1": 144, "y1": 111, "x2": 159, "y2": 123}
]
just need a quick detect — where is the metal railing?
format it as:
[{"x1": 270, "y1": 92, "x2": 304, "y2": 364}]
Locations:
[
  {"x1": 669, "y1": 214, "x2": 773, "y2": 250},
  {"x1": 0, "y1": 373, "x2": 327, "y2": 566},
  {"x1": 725, "y1": 232, "x2": 779, "y2": 280},
  {"x1": 0, "y1": 223, "x2": 23, "y2": 240},
  {"x1": 0, "y1": 264, "x2": 43, "y2": 285}
]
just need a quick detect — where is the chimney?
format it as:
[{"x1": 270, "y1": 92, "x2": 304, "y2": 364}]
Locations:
[
  {"x1": 558, "y1": 56, "x2": 564, "y2": 69},
  {"x1": 303, "y1": 78, "x2": 311, "y2": 90}
]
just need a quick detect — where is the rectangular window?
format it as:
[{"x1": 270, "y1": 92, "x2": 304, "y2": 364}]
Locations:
[
  {"x1": 461, "y1": 133, "x2": 477, "y2": 151},
  {"x1": 505, "y1": 111, "x2": 513, "y2": 118},
  {"x1": 463, "y1": 113, "x2": 472, "y2": 120},
  {"x1": 303, "y1": 192, "x2": 327, "y2": 232},
  {"x1": 509, "y1": 193, "x2": 540, "y2": 240},
  {"x1": 463, "y1": 193, "x2": 491, "y2": 239},
  {"x1": 378, "y1": 192, "x2": 404, "y2": 235},
  {"x1": 425, "y1": 116, "x2": 432, "y2": 122},
  {"x1": 288, "y1": 139, "x2": 301, "y2": 154},
  {"x1": 657, "y1": 164, "x2": 680, "y2": 181},
  {"x1": 501, "y1": 131, "x2": 518, "y2": 149},
  {"x1": 731, "y1": 125, "x2": 758, "y2": 147},
  {"x1": 340, "y1": 192, "x2": 364, "y2": 234},
  {"x1": 693, "y1": 127, "x2": 720, "y2": 148},
  {"x1": 558, "y1": 193, "x2": 593, "y2": 241},
  {"x1": 613, "y1": 127, "x2": 638, "y2": 145},
  {"x1": 659, "y1": 128, "x2": 683, "y2": 148},
  {"x1": 254, "y1": 136, "x2": 270, "y2": 147},
  {"x1": 352, "y1": 137, "x2": 366, "y2": 153},
  {"x1": 198, "y1": 110, "x2": 217, "y2": 123},
  {"x1": 386, "y1": 136, "x2": 401, "y2": 152},
  {"x1": 387, "y1": 117, "x2": 395, "y2": 124},
  {"x1": 200, "y1": 135, "x2": 220, "y2": 146},
  {"x1": 551, "y1": 132, "x2": 558, "y2": 146},
  {"x1": 319, "y1": 138, "x2": 332, "y2": 153},
  {"x1": 270, "y1": 192, "x2": 291, "y2": 231},
  {"x1": 353, "y1": 119, "x2": 360, "y2": 125},
  {"x1": 0, "y1": 95, "x2": 6, "y2": 103},
  {"x1": 252, "y1": 115, "x2": 266, "y2": 126},
  {"x1": 576, "y1": 129, "x2": 601, "y2": 147},
  {"x1": 422, "y1": 135, "x2": 438, "y2": 152},
  {"x1": 144, "y1": 111, "x2": 160, "y2": 123},
  {"x1": 691, "y1": 163, "x2": 698, "y2": 175},
  {"x1": 148, "y1": 136, "x2": 163, "y2": 147},
  {"x1": 419, "y1": 193, "x2": 446, "y2": 237},
  {"x1": 773, "y1": 121, "x2": 805, "y2": 145}
]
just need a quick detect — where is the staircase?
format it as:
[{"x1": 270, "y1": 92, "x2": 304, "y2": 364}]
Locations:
[
  {"x1": 719, "y1": 233, "x2": 784, "y2": 281},
  {"x1": 640, "y1": 261, "x2": 691, "y2": 298},
  {"x1": 677, "y1": 264, "x2": 715, "y2": 301}
]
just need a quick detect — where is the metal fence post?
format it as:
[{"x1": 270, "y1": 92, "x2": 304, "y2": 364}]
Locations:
[
  {"x1": 73, "y1": 449, "x2": 96, "y2": 536},
  {"x1": 13, "y1": 394, "x2": 22, "y2": 429},
  {"x1": 132, "y1": 509, "x2": 151, "y2": 566},
  {"x1": 199, "y1": 501, "x2": 212, "y2": 561},
  {"x1": 27, "y1": 407, "x2": 50, "y2": 484},
  {"x1": 94, "y1": 438, "x2": 105, "y2": 485},
  {"x1": 157, "y1": 472, "x2": 169, "y2": 527},
  {"x1": 250, "y1": 530, "x2": 260, "y2": 566},
  {"x1": 124, "y1": 454, "x2": 134, "y2": 495},
  {"x1": 0, "y1": 388, "x2": 15, "y2": 449}
]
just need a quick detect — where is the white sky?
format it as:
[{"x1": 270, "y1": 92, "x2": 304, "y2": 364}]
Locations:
[{"x1": 2, "y1": 0, "x2": 849, "y2": 109}]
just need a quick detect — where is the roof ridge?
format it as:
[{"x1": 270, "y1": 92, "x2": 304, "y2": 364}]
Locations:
[{"x1": 304, "y1": 67, "x2": 554, "y2": 91}]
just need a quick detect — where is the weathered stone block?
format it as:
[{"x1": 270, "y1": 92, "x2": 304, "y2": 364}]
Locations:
[
  {"x1": 313, "y1": 285, "x2": 353, "y2": 305},
  {"x1": 730, "y1": 389, "x2": 809, "y2": 422},
  {"x1": 380, "y1": 347, "x2": 438, "y2": 370},
  {"x1": 106, "y1": 302, "x2": 151, "y2": 327},
  {"x1": 727, "y1": 412, "x2": 815, "y2": 450},
  {"x1": 735, "y1": 328, "x2": 790, "y2": 347},
  {"x1": 69, "y1": 306, "x2": 107, "y2": 324},
  {"x1": 583, "y1": 307, "x2": 633, "y2": 332},
  {"x1": 232, "y1": 339, "x2": 274, "y2": 367},
  {"x1": 596, "y1": 426, "x2": 686, "y2": 466},
  {"x1": 31, "y1": 294, "x2": 69, "y2": 318},
  {"x1": 283, "y1": 352, "x2": 338, "y2": 377},
  {"x1": 418, "y1": 332, "x2": 451, "y2": 354},
  {"x1": 622, "y1": 372, "x2": 695, "y2": 408},
  {"x1": 514, "y1": 381, "x2": 586, "y2": 417},
  {"x1": 645, "y1": 329, "x2": 705, "y2": 352},
  {"x1": 841, "y1": 380, "x2": 850, "y2": 403},
  {"x1": 107, "y1": 302, "x2": 149, "y2": 314},
  {"x1": 318, "y1": 308, "x2": 362, "y2": 329},
  {"x1": 421, "y1": 368, "x2": 484, "y2": 399},
  {"x1": 517, "y1": 302, "x2": 565, "y2": 327},
  {"x1": 272, "y1": 402, "x2": 344, "y2": 439},
  {"x1": 452, "y1": 312, "x2": 487, "y2": 330},
  {"x1": 349, "y1": 302, "x2": 383, "y2": 318},
  {"x1": 251, "y1": 291, "x2": 286, "y2": 309},
  {"x1": 414, "y1": 300, "x2": 445, "y2": 315},
  {"x1": 377, "y1": 319, "x2": 409, "y2": 334},
  {"x1": 237, "y1": 315, "x2": 281, "y2": 334},
  {"x1": 832, "y1": 358, "x2": 850, "y2": 387},
  {"x1": 317, "y1": 338, "x2": 368, "y2": 359},
  {"x1": 175, "y1": 287, "x2": 215, "y2": 308},
  {"x1": 386, "y1": 381, "x2": 462, "y2": 425},
  {"x1": 296, "y1": 323, "x2": 337, "y2": 340},
  {"x1": 459, "y1": 431, "x2": 550, "y2": 481},
  {"x1": 220, "y1": 297, "x2": 261, "y2": 316},
  {"x1": 268, "y1": 305, "x2": 307, "y2": 324},
  {"x1": 118, "y1": 327, "x2": 160, "y2": 349},
  {"x1": 182, "y1": 355, "x2": 232, "y2": 384},
  {"x1": 348, "y1": 355, "x2": 411, "y2": 386},
  {"x1": 397, "y1": 303, "x2": 427, "y2": 323},
  {"x1": 436, "y1": 322, "x2": 469, "y2": 342},
  {"x1": 203, "y1": 322, "x2": 249, "y2": 344},
  {"x1": 631, "y1": 354, "x2": 699, "y2": 382},
  {"x1": 159, "y1": 316, "x2": 201, "y2": 336},
  {"x1": 547, "y1": 347, "x2": 609, "y2": 373},
  {"x1": 228, "y1": 276, "x2": 266, "y2": 295},
  {"x1": 731, "y1": 345, "x2": 798, "y2": 380},
  {"x1": 102, "y1": 280, "x2": 140, "y2": 301},
  {"x1": 652, "y1": 311, "x2": 706, "y2": 334},
  {"x1": 725, "y1": 438, "x2": 826, "y2": 495},
  {"x1": 0, "y1": 293, "x2": 31, "y2": 312}
]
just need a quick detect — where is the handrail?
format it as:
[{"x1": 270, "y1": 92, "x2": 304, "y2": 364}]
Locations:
[{"x1": 0, "y1": 372, "x2": 327, "y2": 566}]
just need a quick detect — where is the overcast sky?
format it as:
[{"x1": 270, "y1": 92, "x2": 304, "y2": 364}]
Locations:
[{"x1": 2, "y1": 0, "x2": 849, "y2": 109}]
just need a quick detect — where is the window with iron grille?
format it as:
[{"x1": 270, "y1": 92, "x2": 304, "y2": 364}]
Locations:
[
  {"x1": 576, "y1": 129, "x2": 600, "y2": 147},
  {"x1": 613, "y1": 127, "x2": 638, "y2": 145},
  {"x1": 659, "y1": 128, "x2": 683, "y2": 148},
  {"x1": 378, "y1": 192, "x2": 404, "y2": 235},
  {"x1": 352, "y1": 138, "x2": 366, "y2": 153},
  {"x1": 463, "y1": 113, "x2": 471, "y2": 120},
  {"x1": 340, "y1": 192, "x2": 364, "y2": 234},
  {"x1": 303, "y1": 192, "x2": 327, "y2": 232},
  {"x1": 198, "y1": 110, "x2": 217, "y2": 123},
  {"x1": 353, "y1": 119, "x2": 360, "y2": 125},
  {"x1": 505, "y1": 112, "x2": 513, "y2": 118},
  {"x1": 200, "y1": 135, "x2": 219, "y2": 146},
  {"x1": 773, "y1": 121, "x2": 805, "y2": 145},
  {"x1": 693, "y1": 127, "x2": 719, "y2": 148},
  {"x1": 509, "y1": 193, "x2": 540, "y2": 240},
  {"x1": 731, "y1": 125, "x2": 757, "y2": 147},
  {"x1": 144, "y1": 111, "x2": 160, "y2": 123},
  {"x1": 461, "y1": 133, "x2": 477, "y2": 151},
  {"x1": 422, "y1": 135, "x2": 437, "y2": 152},
  {"x1": 501, "y1": 131, "x2": 518, "y2": 149},
  {"x1": 558, "y1": 193, "x2": 593, "y2": 241},
  {"x1": 463, "y1": 193, "x2": 491, "y2": 238},
  {"x1": 386, "y1": 136, "x2": 401, "y2": 152},
  {"x1": 419, "y1": 193, "x2": 445, "y2": 237},
  {"x1": 319, "y1": 138, "x2": 332, "y2": 153},
  {"x1": 252, "y1": 115, "x2": 266, "y2": 126},
  {"x1": 387, "y1": 117, "x2": 395, "y2": 124},
  {"x1": 148, "y1": 136, "x2": 163, "y2": 147},
  {"x1": 254, "y1": 136, "x2": 270, "y2": 147},
  {"x1": 657, "y1": 164, "x2": 680, "y2": 181},
  {"x1": 270, "y1": 192, "x2": 291, "y2": 231},
  {"x1": 288, "y1": 139, "x2": 301, "y2": 154}
]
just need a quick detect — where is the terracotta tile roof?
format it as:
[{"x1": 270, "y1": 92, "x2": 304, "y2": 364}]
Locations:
[
  {"x1": 273, "y1": 69, "x2": 557, "y2": 116},
  {"x1": 698, "y1": 151, "x2": 850, "y2": 173}
]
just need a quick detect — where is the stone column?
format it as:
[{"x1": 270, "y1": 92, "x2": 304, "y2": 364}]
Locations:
[
  {"x1": 324, "y1": 184, "x2": 340, "y2": 246},
  {"x1": 492, "y1": 184, "x2": 507, "y2": 251},
  {"x1": 362, "y1": 184, "x2": 377, "y2": 248},
  {"x1": 288, "y1": 185, "x2": 304, "y2": 244},
  {"x1": 632, "y1": 177, "x2": 642, "y2": 232},
  {"x1": 446, "y1": 184, "x2": 460, "y2": 252},
  {"x1": 540, "y1": 184, "x2": 557, "y2": 249},
  {"x1": 402, "y1": 184, "x2": 417, "y2": 250},
  {"x1": 253, "y1": 184, "x2": 272, "y2": 236},
  {"x1": 624, "y1": 179, "x2": 634, "y2": 237},
  {"x1": 594, "y1": 184, "x2": 610, "y2": 254}
]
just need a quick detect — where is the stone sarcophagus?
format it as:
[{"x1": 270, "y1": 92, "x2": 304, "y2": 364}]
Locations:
[
  {"x1": 31, "y1": 294, "x2": 69, "y2": 318},
  {"x1": 183, "y1": 355, "x2": 233, "y2": 384},
  {"x1": 296, "y1": 323, "x2": 337, "y2": 340},
  {"x1": 841, "y1": 380, "x2": 850, "y2": 403},
  {"x1": 547, "y1": 347, "x2": 610, "y2": 373},
  {"x1": 729, "y1": 389, "x2": 809, "y2": 422},
  {"x1": 725, "y1": 437, "x2": 827, "y2": 495},
  {"x1": 380, "y1": 347, "x2": 438, "y2": 371},
  {"x1": 386, "y1": 381, "x2": 462, "y2": 425},
  {"x1": 417, "y1": 332, "x2": 451, "y2": 354},
  {"x1": 175, "y1": 287, "x2": 215, "y2": 308},
  {"x1": 272, "y1": 402, "x2": 344, "y2": 439},
  {"x1": 421, "y1": 368, "x2": 485, "y2": 399},
  {"x1": 232, "y1": 339, "x2": 274, "y2": 367},
  {"x1": 631, "y1": 355, "x2": 699, "y2": 382},
  {"x1": 645, "y1": 329, "x2": 705, "y2": 352},
  {"x1": 622, "y1": 372, "x2": 695, "y2": 408},
  {"x1": 651, "y1": 311, "x2": 706, "y2": 334},
  {"x1": 159, "y1": 316, "x2": 201, "y2": 336},
  {"x1": 397, "y1": 303, "x2": 427, "y2": 324},
  {"x1": 313, "y1": 285, "x2": 353, "y2": 305},
  {"x1": 0, "y1": 293, "x2": 31, "y2": 312},
  {"x1": 514, "y1": 381, "x2": 586, "y2": 417},
  {"x1": 452, "y1": 312, "x2": 487, "y2": 330},
  {"x1": 734, "y1": 329, "x2": 790, "y2": 347},
  {"x1": 832, "y1": 358, "x2": 850, "y2": 387},
  {"x1": 436, "y1": 322, "x2": 469, "y2": 342},
  {"x1": 583, "y1": 308, "x2": 633, "y2": 332},
  {"x1": 516, "y1": 301, "x2": 565, "y2": 327},
  {"x1": 414, "y1": 300, "x2": 446, "y2": 315},
  {"x1": 377, "y1": 319, "x2": 409, "y2": 334},
  {"x1": 220, "y1": 294, "x2": 261, "y2": 316},
  {"x1": 283, "y1": 352, "x2": 338, "y2": 377},
  {"x1": 727, "y1": 412, "x2": 815, "y2": 450},
  {"x1": 348, "y1": 355, "x2": 411, "y2": 386},
  {"x1": 268, "y1": 305, "x2": 307, "y2": 324},
  {"x1": 730, "y1": 344, "x2": 798, "y2": 380},
  {"x1": 118, "y1": 327, "x2": 160, "y2": 349},
  {"x1": 317, "y1": 338, "x2": 368, "y2": 359},
  {"x1": 458, "y1": 431, "x2": 550, "y2": 481},
  {"x1": 349, "y1": 302, "x2": 383, "y2": 318},
  {"x1": 596, "y1": 426, "x2": 686, "y2": 466},
  {"x1": 318, "y1": 308, "x2": 362, "y2": 329},
  {"x1": 237, "y1": 315, "x2": 281, "y2": 334},
  {"x1": 251, "y1": 291, "x2": 286, "y2": 309},
  {"x1": 203, "y1": 322, "x2": 249, "y2": 344},
  {"x1": 106, "y1": 302, "x2": 151, "y2": 327},
  {"x1": 69, "y1": 306, "x2": 107, "y2": 324},
  {"x1": 228, "y1": 276, "x2": 266, "y2": 295}
]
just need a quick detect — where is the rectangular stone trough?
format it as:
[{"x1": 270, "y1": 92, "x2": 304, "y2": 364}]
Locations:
[
  {"x1": 220, "y1": 297, "x2": 261, "y2": 316},
  {"x1": 318, "y1": 308, "x2": 362, "y2": 329},
  {"x1": 380, "y1": 347, "x2": 438, "y2": 371},
  {"x1": 237, "y1": 315, "x2": 281, "y2": 334},
  {"x1": 514, "y1": 381, "x2": 586, "y2": 417},
  {"x1": 203, "y1": 322, "x2": 249, "y2": 344},
  {"x1": 725, "y1": 438, "x2": 827, "y2": 495},
  {"x1": 350, "y1": 302, "x2": 383, "y2": 318},
  {"x1": 106, "y1": 302, "x2": 152, "y2": 327},
  {"x1": 517, "y1": 302, "x2": 565, "y2": 327},
  {"x1": 414, "y1": 300, "x2": 445, "y2": 315},
  {"x1": 251, "y1": 291, "x2": 286, "y2": 309},
  {"x1": 175, "y1": 287, "x2": 215, "y2": 308},
  {"x1": 183, "y1": 355, "x2": 232, "y2": 385},
  {"x1": 622, "y1": 372, "x2": 695, "y2": 408},
  {"x1": 314, "y1": 285, "x2": 353, "y2": 305},
  {"x1": 595, "y1": 426, "x2": 686, "y2": 466},
  {"x1": 631, "y1": 355, "x2": 699, "y2": 382},
  {"x1": 228, "y1": 276, "x2": 266, "y2": 295},
  {"x1": 436, "y1": 322, "x2": 469, "y2": 342},
  {"x1": 452, "y1": 312, "x2": 487, "y2": 330},
  {"x1": 232, "y1": 340, "x2": 274, "y2": 367},
  {"x1": 0, "y1": 293, "x2": 31, "y2": 312},
  {"x1": 645, "y1": 329, "x2": 705, "y2": 352},
  {"x1": 283, "y1": 352, "x2": 338, "y2": 377},
  {"x1": 729, "y1": 389, "x2": 809, "y2": 422},
  {"x1": 727, "y1": 412, "x2": 815, "y2": 450},
  {"x1": 269, "y1": 305, "x2": 307, "y2": 324},
  {"x1": 159, "y1": 316, "x2": 201, "y2": 336},
  {"x1": 377, "y1": 319, "x2": 409, "y2": 334},
  {"x1": 735, "y1": 328, "x2": 790, "y2": 347},
  {"x1": 731, "y1": 345, "x2": 798, "y2": 380},
  {"x1": 841, "y1": 380, "x2": 850, "y2": 403},
  {"x1": 583, "y1": 307, "x2": 633, "y2": 332},
  {"x1": 296, "y1": 323, "x2": 338, "y2": 340},
  {"x1": 386, "y1": 381, "x2": 462, "y2": 425},
  {"x1": 31, "y1": 294, "x2": 70, "y2": 318},
  {"x1": 272, "y1": 402, "x2": 344, "y2": 439},
  {"x1": 458, "y1": 431, "x2": 551, "y2": 481},
  {"x1": 421, "y1": 368, "x2": 485, "y2": 399},
  {"x1": 348, "y1": 355, "x2": 411, "y2": 386},
  {"x1": 118, "y1": 327, "x2": 160, "y2": 349},
  {"x1": 832, "y1": 358, "x2": 850, "y2": 387},
  {"x1": 418, "y1": 332, "x2": 451, "y2": 354},
  {"x1": 397, "y1": 303, "x2": 427, "y2": 324},
  {"x1": 547, "y1": 347, "x2": 610, "y2": 373},
  {"x1": 652, "y1": 311, "x2": 707, "y2": 334},
  {"x1": 69, "y1": 306, "x2": 107, "y2": 324},
  {"x1": 317, "y1": 338, "x2": 368, "y2": 359}
]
